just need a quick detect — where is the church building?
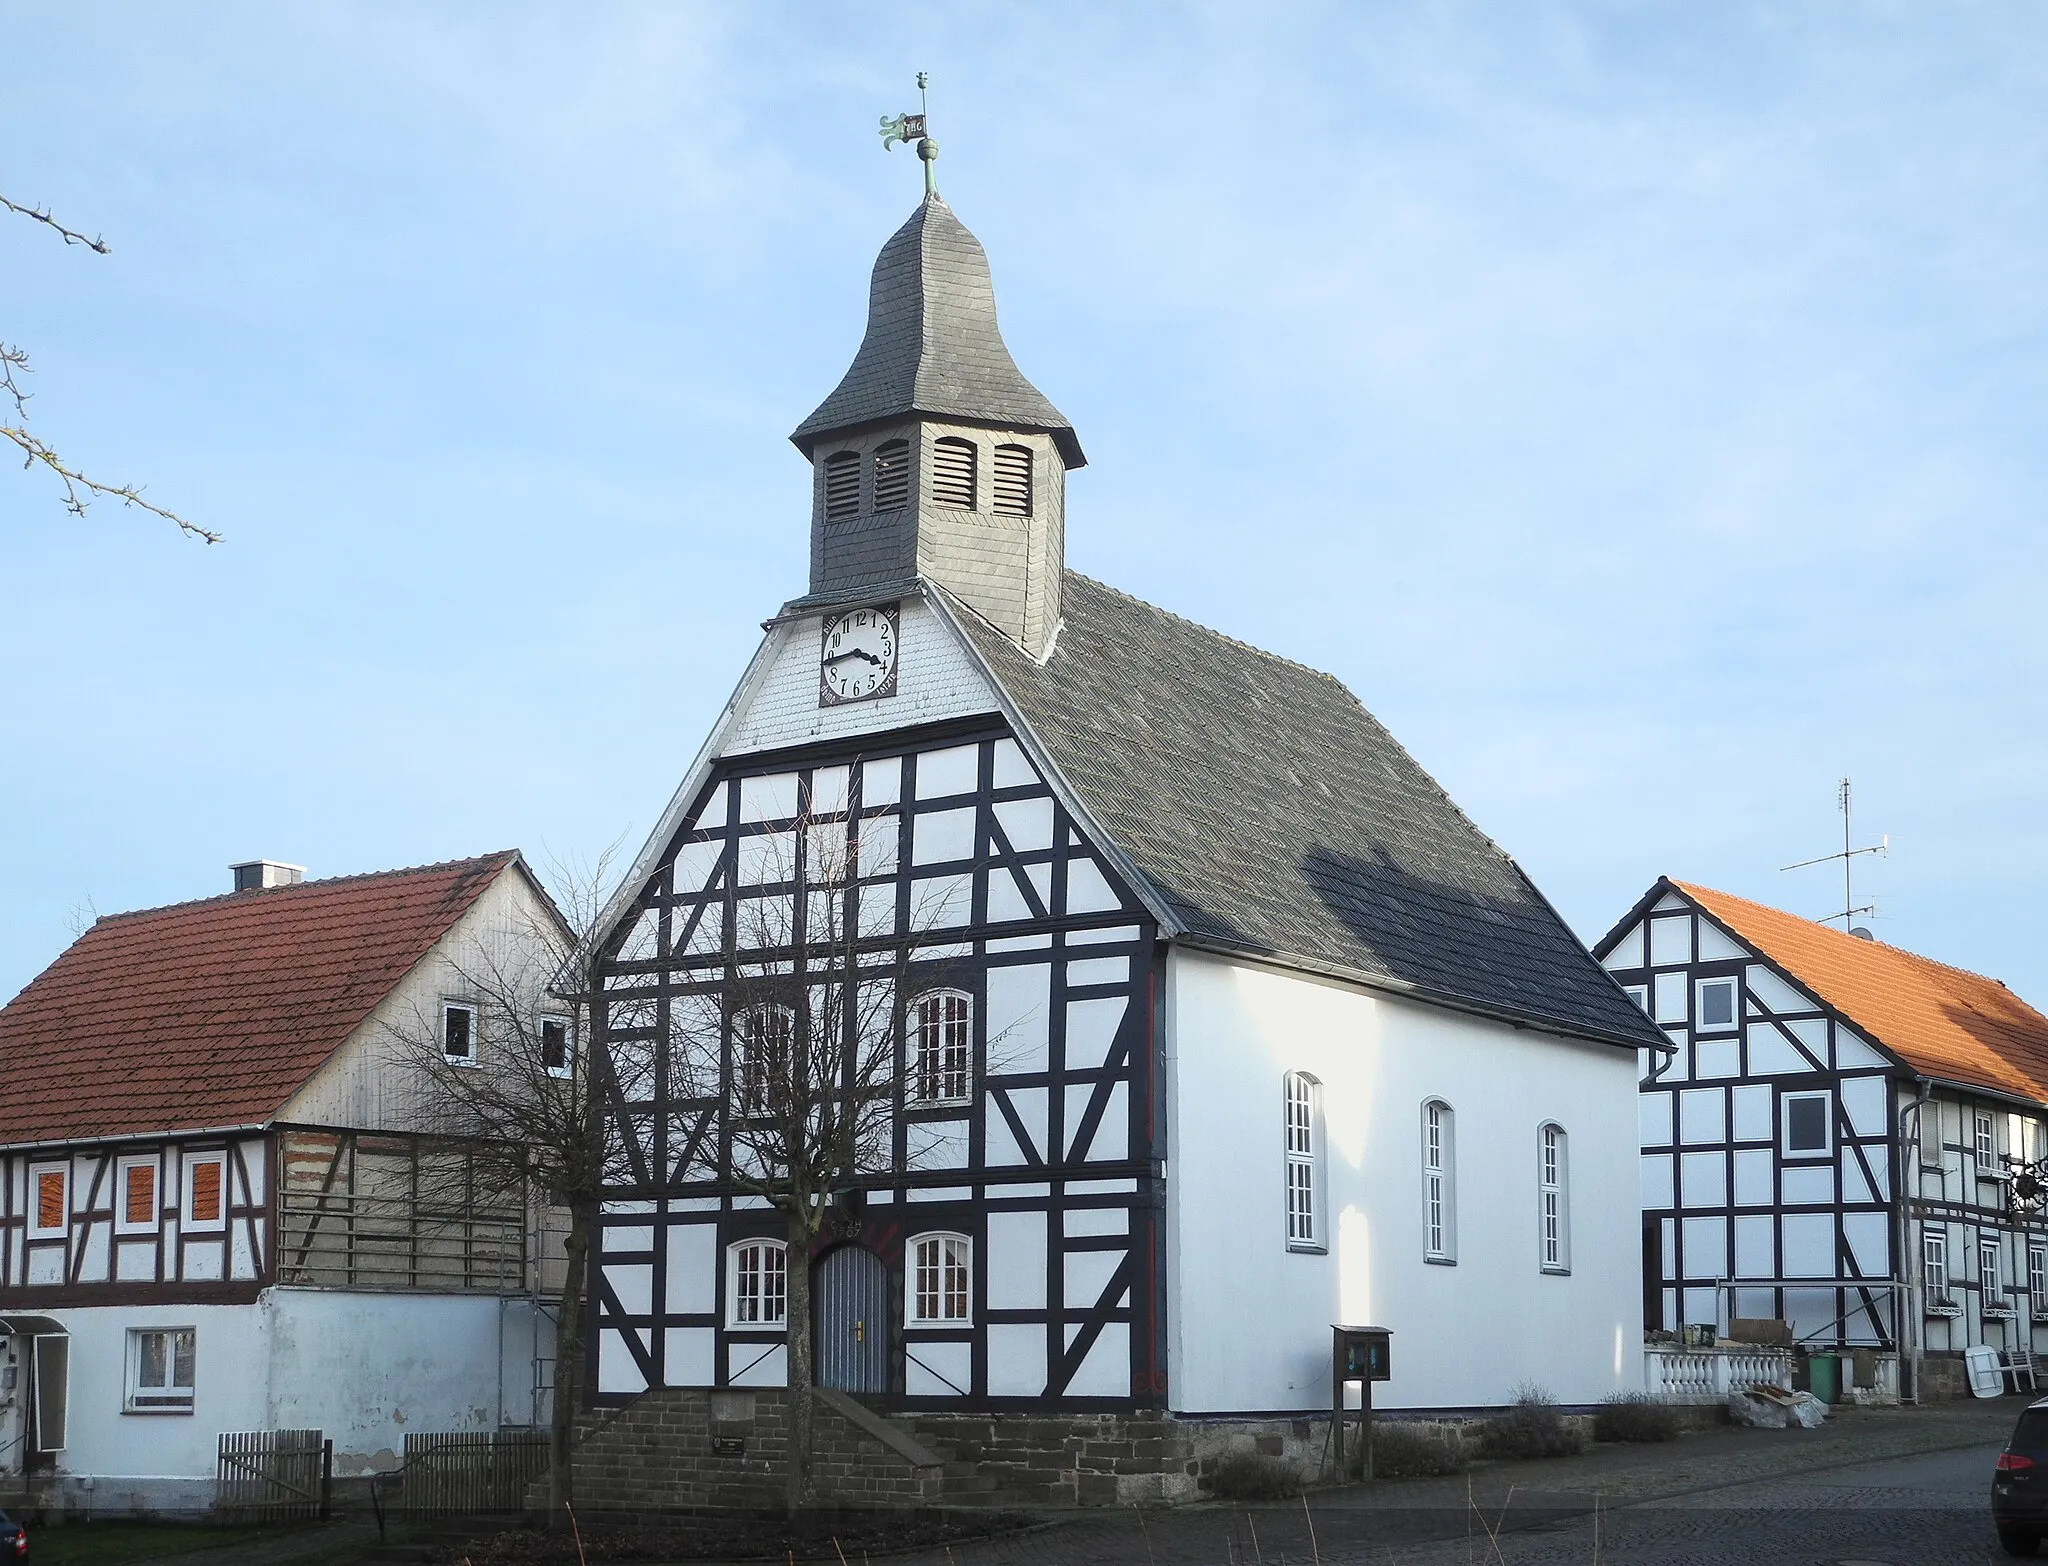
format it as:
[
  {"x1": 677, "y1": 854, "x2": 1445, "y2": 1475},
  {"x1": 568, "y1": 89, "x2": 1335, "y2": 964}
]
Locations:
[{"x1": 585, "y1": 149, "x2": 1660, "y2": 1441}]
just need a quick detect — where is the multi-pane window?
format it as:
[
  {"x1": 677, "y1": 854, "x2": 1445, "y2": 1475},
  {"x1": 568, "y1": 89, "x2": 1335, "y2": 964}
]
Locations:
[
  {"x1": 992, "y1": 444, "x2": 1033, "y2": 517},
  {"x1": 1924, "y1": 1228, "x2": 1950, "y2": 1299},
  {"x1": 29, "y1": 1166, "x2": 67, "y2": 1237},
  {"x1": 729, "y1": 1240, "x2": 788, "y2": 1326},
  {"x1": 823, "y1": 450, "x2": 861, "y2": 519},
  {"x1": 442, "y1": 1002, "x2": 477, "y2": 1066},
  {"x1": 1977, "y1": 1111, "x2": 1997, "y2": 1169},
  {"x1": 932, "y1": 437, "x2": 977, "y2": 509},
  {"x1": 540, "y1": 1016, "x2": 572, "y2": 1077},
  {"x1": 737, "y1": 1005, "x2": 793, "y2": 1116},
  {"x1": 2031, "y1": 1245, "x2": 2047, "y2": 1314},
  {"x1": 126, "y1": 1327, "x2": 195, "y2": 1412},
  {"x1": 1695, "y1": 977, "x2": 1737, "y2": 1032},
  {"x1": 186, "y1": 1157, "x2": 226, "y2": 1229},
  {"x1": 1983, "y1": 1236, "x2": 2005, "y2": 1309},
  {"x1": 1539, "y1": 1124, "x2": 1570, "y2": 1273},
  {"x1": 1423, "y1": 1101, "x2": 1456, "y2": 1262},
  {"x1": 871, "y1": 440, "x2": 910, "y2": 511},
  {"x1": 909, "y1": 1233, "x2": 971, "y2": 1324},
  {"x1": 1283, "y1": 1072, "x2": 1321, "y2": 1252},
  {"x1": 910, "y1": 991, "x2": 971, "y2": 1105}
]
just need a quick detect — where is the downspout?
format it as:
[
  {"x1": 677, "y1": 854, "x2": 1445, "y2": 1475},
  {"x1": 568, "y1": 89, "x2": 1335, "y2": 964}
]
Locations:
[{"x1": 1898, "y1": 1078, "x2": 1933, "y2": 1405}]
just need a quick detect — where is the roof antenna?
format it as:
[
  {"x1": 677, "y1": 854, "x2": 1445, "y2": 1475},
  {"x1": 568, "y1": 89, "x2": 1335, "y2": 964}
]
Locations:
[
  {"x1": 1780, "y1": 776, "x2": 1889, "y2": 933},
  {"x1": 879, "y1": 72, "x2": 938, "y2": 198}
]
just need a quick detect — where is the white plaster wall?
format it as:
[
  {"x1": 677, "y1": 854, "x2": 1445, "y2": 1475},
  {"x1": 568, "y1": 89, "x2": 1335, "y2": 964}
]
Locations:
[{"x1": 1166, "y1": 949, "x2": 1642, "y2": 1413}]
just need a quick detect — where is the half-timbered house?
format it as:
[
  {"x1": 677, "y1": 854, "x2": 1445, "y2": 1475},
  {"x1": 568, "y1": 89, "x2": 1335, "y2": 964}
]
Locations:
[
  {"x1": 1599, "y1": 877, "x2": 2048, "y2": 1396},
  {"x1": 0, "y1": 853, "x2": 571, "y2": 1513},
  {"x1": 583, "y1": 168, "x2": 1662, "y2": 1458}
]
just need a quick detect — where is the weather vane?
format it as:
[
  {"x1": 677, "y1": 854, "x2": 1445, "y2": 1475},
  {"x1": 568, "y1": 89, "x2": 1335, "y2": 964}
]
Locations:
[{"x1": 879, "y1": 72, "x2": 938, "y2": 197}]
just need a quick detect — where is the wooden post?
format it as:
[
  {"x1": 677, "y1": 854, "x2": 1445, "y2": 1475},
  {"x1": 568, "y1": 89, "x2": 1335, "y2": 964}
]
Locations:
[{"x1": 1362, "y1": 1373, "x2": 1374, "y2": 1481}]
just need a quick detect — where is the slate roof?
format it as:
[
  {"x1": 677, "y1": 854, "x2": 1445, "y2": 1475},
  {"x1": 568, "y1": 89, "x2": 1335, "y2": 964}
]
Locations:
[
  {"x1": 1672, "y1": 880, "x2": 2048, "y2": 1101},
  {"x1": 791, "y1": 195, "x2": 1085, "y2": 467},
  {"x1": 0, "y1": 853, "x2": 521, "y2": 1147},
  {"x1": 945, "y1": 573, "x2": 1660, "y2": 1049}
]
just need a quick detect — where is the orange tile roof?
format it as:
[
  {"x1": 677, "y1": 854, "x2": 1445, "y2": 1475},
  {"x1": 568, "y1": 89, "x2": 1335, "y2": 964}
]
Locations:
[
  {"x1": 1675, "y1": 880, "x2": 2048, "y2": 1103},
  {"x1": 0, "y1": 853, "x2": 521, "y2": 1147}
]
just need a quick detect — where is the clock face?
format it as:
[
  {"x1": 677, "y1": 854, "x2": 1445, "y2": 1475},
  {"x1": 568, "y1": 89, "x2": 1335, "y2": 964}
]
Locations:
[{"x1": 819, "y1": 603, "x2": 900, "y2": 706}]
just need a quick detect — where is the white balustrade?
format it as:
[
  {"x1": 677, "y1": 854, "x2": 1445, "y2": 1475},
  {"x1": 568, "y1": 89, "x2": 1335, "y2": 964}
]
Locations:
[{"x1": 1643, "y1": 1345, "x2": 1795, "y2": 1404}]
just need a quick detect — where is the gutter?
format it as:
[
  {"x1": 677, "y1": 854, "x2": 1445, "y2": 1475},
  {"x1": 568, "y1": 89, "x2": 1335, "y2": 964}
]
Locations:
[
  {"x1": 1896, "y1": 1077, "x2": 1934, "y2": 1406},
  {"x1": 0, "y1": 1124, "x2": 268, "y2": 1157}
]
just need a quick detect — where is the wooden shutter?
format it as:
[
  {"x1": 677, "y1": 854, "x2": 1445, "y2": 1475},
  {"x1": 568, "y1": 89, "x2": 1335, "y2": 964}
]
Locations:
[
  {"x1": 124, "y1": 1163, "x2": 156, "y2": 1226},
  {"x1": 871, "y1": 440, "x2": 909, "y2": 511},
  {"x1": 932, "y1": 437, "x2": 977, "y2": 510},
  {"x1": 823, "y1": 451, "x2": 860, "y2": 519},
  {"x1": 992, "y1": 444, "x2": 1032, "y2": 516},
  {"x1": 190, "y1": 1159, "x2": 224, "y2": 1223}
]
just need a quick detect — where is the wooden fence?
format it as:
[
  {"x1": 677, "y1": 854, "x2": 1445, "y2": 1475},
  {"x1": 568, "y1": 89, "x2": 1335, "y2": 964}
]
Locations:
[
  {"x1": 216, "y1": 1429, "x2": 331, "y2": 1523},
  {"x1": 402, "y1": 1430, "x2": 551, "y2": 1518}
]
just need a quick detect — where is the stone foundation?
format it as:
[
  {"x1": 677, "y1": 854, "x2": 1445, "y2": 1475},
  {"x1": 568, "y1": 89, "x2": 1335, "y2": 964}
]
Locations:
[{"x1": 1914, "y1": 1353, "x2": 1970, "y2": 1403}]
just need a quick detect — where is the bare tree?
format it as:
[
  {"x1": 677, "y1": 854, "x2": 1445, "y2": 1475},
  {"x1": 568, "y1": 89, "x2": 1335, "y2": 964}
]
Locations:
[
  {"x1": 3, "y1": 192, "x2": 215, "y2": 541},
  {"x1": 660, "y1": 802, "x2": 975, "y2": 1512},
  {"x1": 382, "y1": 850, "x2": 620, "y2": 1526}
]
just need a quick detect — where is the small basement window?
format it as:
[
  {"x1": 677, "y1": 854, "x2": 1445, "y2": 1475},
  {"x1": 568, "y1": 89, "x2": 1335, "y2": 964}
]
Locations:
[
  {"x1": 1695, "y1": 977, "x2": 1737, "y2": 1033},
  {"x1": 823, "y1": 450, "x2": 861, "y2": 519},
  {"x1": 992, "y1": 444, "x2": 1033, "y2": 517},
  {"x1": 126, "y1": 1327, "x2": 195, "y2": 1413},
  {"x1": 871, "y1": 440, "x2": 910, "y2": 512},
  {"x1": 443, "y1": 1003, "x2": 478, "y2": 1067},
  {"x1": 932, "y1": 437, "x2": 977, "y2": 510}
]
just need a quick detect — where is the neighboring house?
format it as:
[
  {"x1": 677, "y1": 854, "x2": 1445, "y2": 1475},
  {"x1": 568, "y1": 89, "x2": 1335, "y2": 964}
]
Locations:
[
  {"x1": 0, "y1": 854, "x2": 570, "y2": 1514},
  {"x1": 1599, "y1": 877, "x2": 2048, "y2": 1389},
  {"x1": 582, "y1": 180, "x2": 1662, "y2": 1436}
]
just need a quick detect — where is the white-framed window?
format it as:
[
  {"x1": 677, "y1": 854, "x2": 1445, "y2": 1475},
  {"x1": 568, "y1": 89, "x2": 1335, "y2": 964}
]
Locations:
[
  {"x1": 183, "y1": 1154, "x2": 228, "y2": 1232},
  {"x1": 442, "y1": 1001, "x2": 479, "y2": 1067},
  {"x1": 1924, "y1": 1228, "x2": 1950, "y2": 1300},
  {"x1": 125, "y1": 1327, "x2": 195, "y2": 1413},
  {"x1": 28, "y1": 1164, "x2": 68, "y2": 1239},
  {"x1": 727, "y1": 1239, "x2": 788, "y2": 1327},
  {"x1": 1283, "y1": 1071, "x2": 1324, "y2": 1253},
  {"x1": 1976, "y1": 1110, "x2": 1997, "y2": 1168},
  {"x1": 1539, "y1": 1124, "x2": 1571, "y2": 1274},
  {"x1": 736, "y1": 1004, "x2": 793, "y2": 1116},
  {"x1": 908, "y1": 1232, "x2": 972, "y2": 1325},
  {"x1": 1982, "y1": 1236, "x2": 2004, "y2": 1307},
  {"x1": 1694, "y1": 977, "x2": 1738, "y2": 1033},
  {"x1": 1782, "y1": 1091, "x2": 1831, "y2": 1160},
  {"x1": 2031, "y1": 1245, "x2": 2047, "y2": 1314},
  {"x1": 115, "y1": 1155, "x2": 160, "y2": 1236},
  {"x1": 1623, "y1": 984, "x2": 1650, "y2": 1014},
  {"x1": 1423, "y1": 1100, "x2": 1457, "y2": 1263},
  {"x1": 909, "y1": 990, "x2": 972, "y2": 1105},
  {"x1": 540, "y1": 1014, "x2": 574, "y2": 1079}
]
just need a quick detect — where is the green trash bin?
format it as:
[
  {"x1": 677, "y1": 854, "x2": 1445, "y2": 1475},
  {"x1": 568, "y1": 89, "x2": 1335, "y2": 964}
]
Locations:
[{"x1": 1807, "y1": 1352, "x2": 1842, "y2": 1404}]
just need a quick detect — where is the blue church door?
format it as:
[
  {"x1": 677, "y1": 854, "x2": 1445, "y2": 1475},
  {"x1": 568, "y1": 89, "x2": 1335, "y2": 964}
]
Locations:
[{"x1": 813, "y1": 1245, "x2": 889, "y2": 1394}]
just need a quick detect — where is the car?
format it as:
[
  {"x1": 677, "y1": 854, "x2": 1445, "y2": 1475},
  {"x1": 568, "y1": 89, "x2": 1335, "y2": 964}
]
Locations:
[
  {"x1": 1994, "y1": 1396, "x2": 2048, "y2": 1555},
  {"x1": 0, "y1": 1508, "x2": 25, "y2": 1558}
]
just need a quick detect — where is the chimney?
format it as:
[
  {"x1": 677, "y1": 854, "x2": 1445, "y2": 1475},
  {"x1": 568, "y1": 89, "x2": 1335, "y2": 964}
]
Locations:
[{"x1": 231, "y1": 860, "x2": 306, "y2": 893}]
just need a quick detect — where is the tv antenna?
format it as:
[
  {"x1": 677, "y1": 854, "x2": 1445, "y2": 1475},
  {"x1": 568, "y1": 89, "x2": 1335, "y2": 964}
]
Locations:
[{"x1": 1781, "y1": 777, "x2": 1888, "y2": 931}]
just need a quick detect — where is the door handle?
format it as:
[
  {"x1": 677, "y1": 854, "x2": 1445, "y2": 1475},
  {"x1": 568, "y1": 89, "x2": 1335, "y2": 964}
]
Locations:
[{"x1": 854, "y1": 1319, "x2": 865, "y2": 1343}]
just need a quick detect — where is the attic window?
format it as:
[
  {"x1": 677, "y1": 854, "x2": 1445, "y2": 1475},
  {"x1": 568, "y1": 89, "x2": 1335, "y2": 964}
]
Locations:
[
  {"x1": 872, "y1": 440, "x2": 910, "y2": 512},
  {"x1": 932, "y1": 437, "x2": 977, "y2": 510},
  {"x1": 541, "y1": 1015, "x2": 572, "y2": 1078},
  {"x1": 992, "y1": 444, "x2": 1032, "y2": 517},
  {"x1": 823, "y1": 451, "x2": 861, "y2": 520},
  {"x1": 443, "y1": 1002, "x2": 478, "y2": 1067}
]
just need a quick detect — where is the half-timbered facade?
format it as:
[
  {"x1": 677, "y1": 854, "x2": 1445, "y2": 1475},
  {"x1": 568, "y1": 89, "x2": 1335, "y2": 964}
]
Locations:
[
  {"x1": 0, "y1": 854, "x2": 570, "y2": 1513},
  {"x1": 1599, "y1": 878, "x2": 2048, "y2": 1387},
  {"x1": 587, "y1": 175, "x2": 1662, "y2": 1425}
]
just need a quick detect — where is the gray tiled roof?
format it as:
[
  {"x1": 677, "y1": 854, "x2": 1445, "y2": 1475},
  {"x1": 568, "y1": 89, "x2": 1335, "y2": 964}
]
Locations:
[
  {"x1": 791, "y1": 196, "x2": 1085, "y2": 467},
  {"x1": 947, "y1": 573, "x2": 1661, "y2": 1050}
]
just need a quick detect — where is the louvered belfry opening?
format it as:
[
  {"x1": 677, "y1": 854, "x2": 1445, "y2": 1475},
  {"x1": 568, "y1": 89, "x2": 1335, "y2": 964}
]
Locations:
[
  {"x1": 871, "y1": 439, "x2": 910, "y2": 511},
  {"x1": 822, "y1": 450, "x2": 860, "y2": 520},
  {"x1": 932, "y1": 436, "x2": 978, "y2": 510},
  {"x1": 992, "y1": 444, "x2": 1033, "y2": 518}
]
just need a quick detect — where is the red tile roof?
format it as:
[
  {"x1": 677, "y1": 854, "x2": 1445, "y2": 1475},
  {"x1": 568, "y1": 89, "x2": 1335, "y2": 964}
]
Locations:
[
  {"x1": 0, "y1": 853, "x2": 522, "y2": 1146},
  {"x1": 1676, "y1": 881, "x2": 2048, "y2": 1103}
]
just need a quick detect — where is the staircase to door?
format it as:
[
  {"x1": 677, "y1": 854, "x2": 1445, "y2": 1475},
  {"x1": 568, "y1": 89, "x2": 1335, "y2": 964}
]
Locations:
[{"x1": 814, "y1": 1245, "x2": 889, "y2": 1394}]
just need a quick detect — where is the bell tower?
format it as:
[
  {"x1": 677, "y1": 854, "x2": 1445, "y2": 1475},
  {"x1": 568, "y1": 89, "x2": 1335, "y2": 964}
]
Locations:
[{"x1": 790, "y1": 170, "x2": 1084, "y2": 661}]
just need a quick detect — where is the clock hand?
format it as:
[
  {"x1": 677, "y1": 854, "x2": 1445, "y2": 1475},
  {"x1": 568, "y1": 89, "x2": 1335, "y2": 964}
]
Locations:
[{"x1": 824, "y1": 649, "x2": 884, "y2": 668}]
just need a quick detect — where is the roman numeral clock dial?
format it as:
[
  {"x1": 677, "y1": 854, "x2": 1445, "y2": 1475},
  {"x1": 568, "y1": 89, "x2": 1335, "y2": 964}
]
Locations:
[{"x1": 818, "y1": 602, "x2": 901, "y2": 706}]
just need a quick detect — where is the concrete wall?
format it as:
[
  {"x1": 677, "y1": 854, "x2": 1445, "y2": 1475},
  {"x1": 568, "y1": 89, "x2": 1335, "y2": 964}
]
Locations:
[{"x1": 1166, "y1": 949, "x2": 1643, "y2": 1414}]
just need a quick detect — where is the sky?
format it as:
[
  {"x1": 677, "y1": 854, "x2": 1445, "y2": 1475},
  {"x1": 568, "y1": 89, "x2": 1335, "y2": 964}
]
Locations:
[{"x1": 3, "y1": 4, "x2": 2045, "y2": 1007}]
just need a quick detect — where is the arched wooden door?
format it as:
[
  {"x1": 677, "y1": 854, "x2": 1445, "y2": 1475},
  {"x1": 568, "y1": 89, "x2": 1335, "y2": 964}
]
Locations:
[{"x1": 813, "y1": 1245, "x2": 890, "y2": 1393}]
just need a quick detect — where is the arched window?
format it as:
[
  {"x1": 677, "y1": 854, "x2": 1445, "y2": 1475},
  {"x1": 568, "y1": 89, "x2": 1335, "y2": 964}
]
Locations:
[
  {"x1": 728, "y1": 1237, "x2": 788, "y2": 1326},
  {"x1": 1283, "y1": 1071, "x2": 1324, "y2": 1252},
  {"x1": 907, "y1": 1232, "x2": 972, "y2": 1324},
  {"x1": 869, "y1": 438, "x2": 910, "y2": 512},
  {"x1": 1423, "y1": 1100, "x2": 1457, "y2": 1263},
  {"x1": 1539, "y1": 1124, "x2": 1571, "y2": 1274},
  {"x1": 932, "y1": 436, "x2": 977, "y2": 510},
  {"x1": 909, "y1": 990, "x2": 972, "y2": 1105},
  {"x1": 822, "y1": 450, "x2": 860, "y2": 520},
  {"x1": 992, "y1": 444, "x2": 1033, "y2": 517},
  {"x1": 736, "y1": 1004, "x2": 793, "y2": 1116}
]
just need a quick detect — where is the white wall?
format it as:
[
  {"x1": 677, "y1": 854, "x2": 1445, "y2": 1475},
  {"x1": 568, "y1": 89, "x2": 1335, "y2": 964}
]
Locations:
[{"x1": 1166, "y1": 949, "x2": 1642, "y2": 1413}]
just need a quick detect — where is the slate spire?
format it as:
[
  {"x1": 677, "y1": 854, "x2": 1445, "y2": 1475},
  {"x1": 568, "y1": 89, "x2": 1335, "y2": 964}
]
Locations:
[{"x1": 791, "y1": 195, "x2": 1084, "y2": 467}]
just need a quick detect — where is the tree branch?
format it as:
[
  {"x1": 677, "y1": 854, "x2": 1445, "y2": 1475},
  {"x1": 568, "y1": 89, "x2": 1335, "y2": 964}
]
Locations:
[{"x1": 1, "y1": 193, "x2": 110, "y2": 253}]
